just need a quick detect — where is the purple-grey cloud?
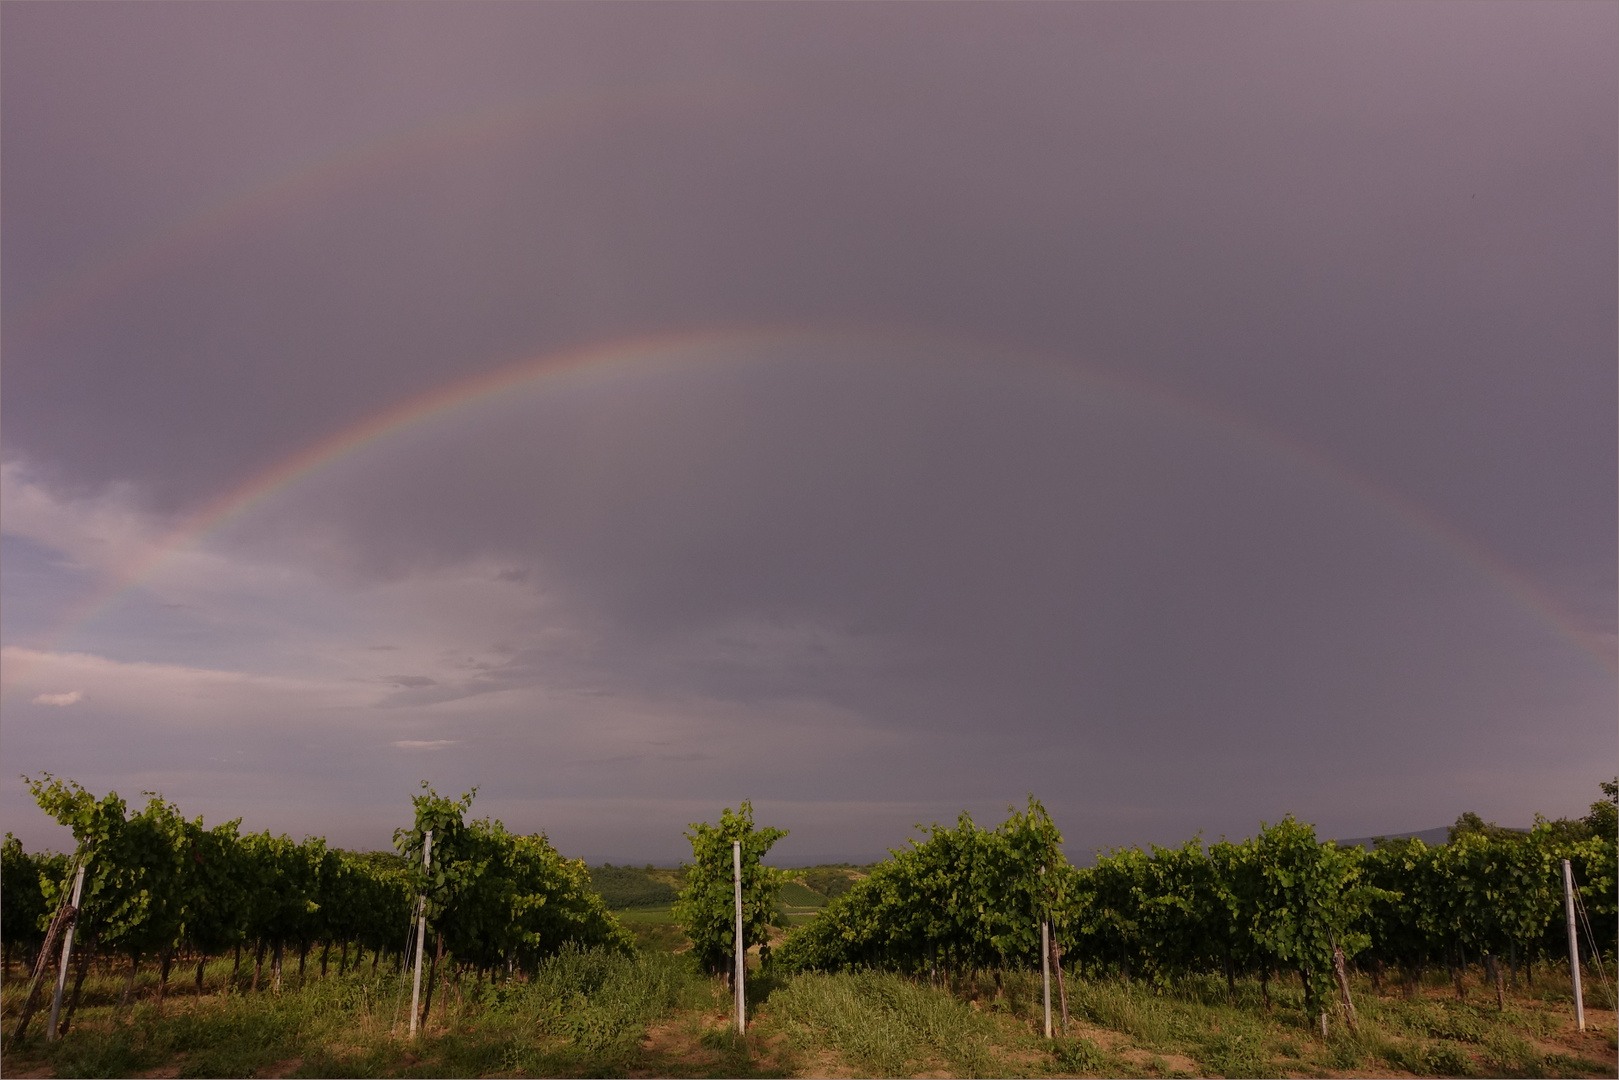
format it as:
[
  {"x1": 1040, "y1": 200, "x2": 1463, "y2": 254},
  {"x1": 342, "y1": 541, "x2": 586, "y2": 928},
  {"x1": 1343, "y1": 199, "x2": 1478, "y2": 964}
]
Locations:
[{"x1": 1, "y1": 3, "x2": 1612, "y2": 859}]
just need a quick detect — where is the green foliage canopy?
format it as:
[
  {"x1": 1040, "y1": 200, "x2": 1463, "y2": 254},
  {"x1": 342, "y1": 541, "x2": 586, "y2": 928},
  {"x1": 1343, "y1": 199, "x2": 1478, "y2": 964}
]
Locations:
[
  {"x1": 775, "y1": 797, "x2": 1067, "y2": 976},
  {"x1": 672, "y1": 802, "x2": 787, "y2": 975}
]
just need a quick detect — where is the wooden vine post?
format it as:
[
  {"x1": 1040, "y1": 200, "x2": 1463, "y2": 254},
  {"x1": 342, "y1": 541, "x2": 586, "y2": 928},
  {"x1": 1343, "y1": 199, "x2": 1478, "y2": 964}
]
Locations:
[
  {"x1": 1562, "y1": 858, "x2": 1584, "y2": 1032},
  {"x1": 1041, "y1": 916, "x2": 1053, "y2": 1039},
  {"x1": 409, "y1": 829, "x2": 432, "y2": 1039},
  {"x1": 1052, "y1": 933, "x2": 1070, "y2": 1032},
  {"x1": 733, "y1": 839, "x2": 745, "y2": 1034},
  {"x1": 9, "y1": 861, "x2": 79, "y2": 1041},
  {"x1": 1328, "y1": 930, "x2": 1357, "y2": 1034},
  {"x1": 1039, "y1": 863, "x2": 1052, "y2": 1039},
  {"x1": 46, "y1": 859, "x2": 87, "y2": 1041}
]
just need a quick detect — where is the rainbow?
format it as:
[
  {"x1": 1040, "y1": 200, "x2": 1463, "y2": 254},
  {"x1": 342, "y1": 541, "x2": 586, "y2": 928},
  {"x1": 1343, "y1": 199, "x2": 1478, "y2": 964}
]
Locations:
[{"x1": 20, "y1": 323, "x2": 1616, "y2": 679}]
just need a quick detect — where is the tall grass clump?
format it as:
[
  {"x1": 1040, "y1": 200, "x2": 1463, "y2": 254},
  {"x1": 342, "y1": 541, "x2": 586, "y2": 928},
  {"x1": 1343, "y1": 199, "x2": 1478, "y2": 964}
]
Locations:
[
  {"x1": 19, "y1": 966, "x2": 407, "y2": 1079},
  {"x1": 1064, "y1": 978, "x2": 1177, "y2": 1047},
  {"x1": 762, "y1": 971, "x2": 1011, "y2": 1078},
  {"x1": 7, "y1": 946, "x2": 711, "y2": 1080},
  {"x1": 1194, "y1": 1028, "x2": 1286, "y2": 1079},
  {"x1": 496, "y1": 947, "x2": 710, "y2": 1075}
]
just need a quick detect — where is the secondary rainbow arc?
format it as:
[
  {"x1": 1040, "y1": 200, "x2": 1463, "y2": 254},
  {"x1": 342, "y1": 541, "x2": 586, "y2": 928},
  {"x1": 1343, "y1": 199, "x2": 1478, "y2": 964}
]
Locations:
[{"x1": 5, "y1": 80, "x2": 758, "y2": 343}]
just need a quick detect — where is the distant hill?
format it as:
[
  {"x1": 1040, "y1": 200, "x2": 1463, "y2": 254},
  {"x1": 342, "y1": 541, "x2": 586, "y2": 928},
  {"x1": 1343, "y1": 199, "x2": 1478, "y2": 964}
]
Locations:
[
  {"x1": 792, "y1": 865, "x2": 870, "y2": 900},
  {"x1": 584, "y1": 862, "x2": 870, "y2": 910},
  {"x1": 779, "y1": 880, "x2": 828, "y2": 908},
  {"x1": 1332, "y1": 826, "x2": 1451, "y2": 851},
  {"x1": 1332, "y1": 825, "x2": 1528, "y2": 851}
]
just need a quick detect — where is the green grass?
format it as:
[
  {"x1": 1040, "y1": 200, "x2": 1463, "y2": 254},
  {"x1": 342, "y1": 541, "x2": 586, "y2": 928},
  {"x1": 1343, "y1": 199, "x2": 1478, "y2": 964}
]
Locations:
[
  {"x1": 610, "y1": 906, "x2": 687, "y2": 953},
  {"x1": 4, "y1": 948, "x2": 719, "y2": 1079},
  {"x1": 4, "y1": 952, "x2": 1613, "y2": 1078},
  {"x1": 758, "y1": 969, "x2": 1020, "y2": 1077},
  {"x1": 612, "y1": 905, "x2": 676, "y2": 924}
]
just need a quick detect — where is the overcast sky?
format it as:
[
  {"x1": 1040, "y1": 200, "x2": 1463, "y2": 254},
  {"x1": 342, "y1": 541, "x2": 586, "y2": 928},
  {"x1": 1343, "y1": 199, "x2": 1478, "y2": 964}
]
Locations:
[{"x1": 3, "y1": 3, "x2": 1613, "y2": 865}]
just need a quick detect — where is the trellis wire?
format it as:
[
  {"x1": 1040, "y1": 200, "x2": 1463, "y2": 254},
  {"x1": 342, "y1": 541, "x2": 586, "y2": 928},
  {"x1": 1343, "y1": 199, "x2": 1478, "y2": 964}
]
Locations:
[{"x1": 1569, "y1": 866, "x2": 1613, "y2": 1010}]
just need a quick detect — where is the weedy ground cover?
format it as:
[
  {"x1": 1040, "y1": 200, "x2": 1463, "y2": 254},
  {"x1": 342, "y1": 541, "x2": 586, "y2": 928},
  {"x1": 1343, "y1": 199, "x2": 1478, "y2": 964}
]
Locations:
[
  {"x1": 2, "y1": 948, "x2": 727, "y2": 1079},
  {"x1": 2, "y1": 952, "x2": 1613, "y2": 1077}
]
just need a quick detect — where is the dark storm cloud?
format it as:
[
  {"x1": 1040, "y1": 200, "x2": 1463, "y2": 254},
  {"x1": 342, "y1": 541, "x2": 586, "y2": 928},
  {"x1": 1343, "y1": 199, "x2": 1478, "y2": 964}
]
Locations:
[
  {"x1": 2, "y1": 3, "x2": 1613, "y2": 855},
  {"x1": 5, "y1": 5, "x2": 1612, "y2": 571},
  {"x1": 213, "y1": 350, "x2": 1611, "y2": 843}
]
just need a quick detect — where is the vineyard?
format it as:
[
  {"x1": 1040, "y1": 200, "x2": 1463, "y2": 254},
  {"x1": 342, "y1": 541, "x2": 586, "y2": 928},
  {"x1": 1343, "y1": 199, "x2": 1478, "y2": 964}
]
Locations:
[
  {"x1": 2, "y1": 777, "x2": 628, "y2": 1038},
  {"x1": 775, "y1": 798, "x2": 1616, "y2": 1019},
  {"x1": 1, "y1": 778, "x2": 1614, "y2": 1078}
]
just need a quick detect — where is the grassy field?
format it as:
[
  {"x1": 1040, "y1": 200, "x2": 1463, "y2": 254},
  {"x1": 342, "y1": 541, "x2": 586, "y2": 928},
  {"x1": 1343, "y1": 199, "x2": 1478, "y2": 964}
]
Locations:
[
  {"x1": 2, "y1": 948, "x2": 1613, "y2": 1078},
  {"x1": 599, "y1": 867, "x2": 842, "y2": 948},
  {"x1": 612, "y1": 906, "x2": 689, "y2": 954},
  {"x1": 777, "y1": 882, "x2": 828, "y2": 909}
]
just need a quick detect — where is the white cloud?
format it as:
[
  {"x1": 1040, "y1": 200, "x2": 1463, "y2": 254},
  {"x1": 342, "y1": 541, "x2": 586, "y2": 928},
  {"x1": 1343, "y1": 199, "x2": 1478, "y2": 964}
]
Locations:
[
  {"x1": 0, "y1": 635, "x2": 909, "y2": 856},
  {"x1": 2, "y1": 463, "x2": 588, "y2": 690},
  {"x1": 1, "y1": 646, "x2": 377, "y2": 721},
  {"x1": 0, "y1": 460, "x2": 167, "y2": 578}
]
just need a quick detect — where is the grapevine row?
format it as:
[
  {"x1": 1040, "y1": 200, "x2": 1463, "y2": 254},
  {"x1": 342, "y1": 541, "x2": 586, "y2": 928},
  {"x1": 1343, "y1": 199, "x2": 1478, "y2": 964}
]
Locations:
[
  {"x1": 2, "y1": 776, "x2": 627, "y2": 1025},
  {"x1": 4, "y1": 776, "x2": 1612, "y2": 1038},
  {"x1": 773, "y1": 794, "x2": 1617, "y2": 1023}
]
